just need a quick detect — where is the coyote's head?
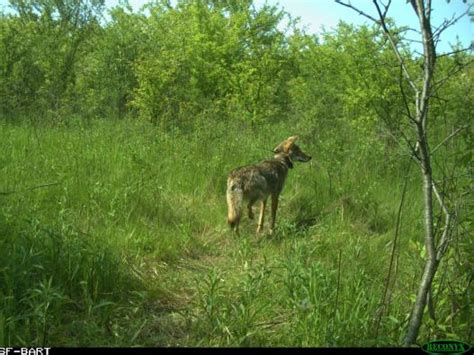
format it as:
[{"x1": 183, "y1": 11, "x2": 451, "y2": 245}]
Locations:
[{"x1": 273, "y1": 136, "x2": 312, "y2": 163}]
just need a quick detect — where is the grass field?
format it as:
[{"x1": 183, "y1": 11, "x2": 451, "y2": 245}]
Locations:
[{"x1": 0, "y1": 118, "x2": 470, "y2": 346}]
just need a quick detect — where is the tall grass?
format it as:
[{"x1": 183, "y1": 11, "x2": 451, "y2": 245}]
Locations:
[{"x1": 0, "y1": 118, "x2": 470, "y2": 346}]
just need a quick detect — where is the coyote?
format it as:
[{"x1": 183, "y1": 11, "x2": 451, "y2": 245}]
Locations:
[{"x1": 226, "y1": 136, "x2": 312, "y2": 235}]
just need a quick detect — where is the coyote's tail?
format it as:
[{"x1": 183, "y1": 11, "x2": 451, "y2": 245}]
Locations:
[{"x1": 226, "y1": 180, "x2": 243, "y2": 232}]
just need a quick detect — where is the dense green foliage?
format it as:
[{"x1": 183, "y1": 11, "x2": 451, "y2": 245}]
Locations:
[{"x1": 0, "y1": 0, "x2": 472, "y2": 347}]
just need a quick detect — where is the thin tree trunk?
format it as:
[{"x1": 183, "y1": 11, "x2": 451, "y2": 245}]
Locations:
[
  {"x1": 405, "y1": 254, "x2": 438, "y2": 344},
  {"x1": 404, "y1": 153, "x2": 438, "y2": 345},
  {"x1": 404, "y1": 0, "x2": 438, "y2": 344}
]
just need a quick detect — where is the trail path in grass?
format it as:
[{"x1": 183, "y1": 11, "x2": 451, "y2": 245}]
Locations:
[
  {"x1": 139, "y1": 227, "x2": 249, "y2": 345},
  {"x1": 137, "y1": 217, "x2": 295, "y2": 346}
]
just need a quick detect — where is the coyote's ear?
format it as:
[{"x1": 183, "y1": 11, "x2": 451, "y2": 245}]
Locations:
[
  {"x1": 273, "y1": 135, "x2": 298, "y2": 153},
  {"x1": 285, "y1": 136, "x2": 298, "y2": 147},
  {"x1": 273, "y1": 142, "x2": 284, "y2": 153}
]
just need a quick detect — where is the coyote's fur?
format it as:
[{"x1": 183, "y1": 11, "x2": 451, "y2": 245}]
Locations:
[{"x1": 226, "y1": 136, "x2": 311, "y2": 235}]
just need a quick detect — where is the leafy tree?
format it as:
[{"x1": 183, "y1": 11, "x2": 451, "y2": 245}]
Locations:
[
  {"x1": 1, "y1": 0, "x2": 104, "y2": 119},
  {"x1": 131, "y1": 0, "x2": 295, "y2": 128},
  {"x1": 75, "y1": 2, "x2": 145, "y2": 118}
]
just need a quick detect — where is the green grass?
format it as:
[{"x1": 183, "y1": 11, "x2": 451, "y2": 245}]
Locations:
[{"x1": 0, "y1": 118, "x2": 470, "y2": 346}]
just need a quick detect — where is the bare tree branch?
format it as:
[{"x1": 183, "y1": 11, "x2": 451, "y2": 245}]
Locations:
[
  {"x1": 381, "y1": 125, "x2": 420, "y2": 163},
  {"x1": 372, "y1": 0, "x2": 419, "y2": 93},
  {"x1": 398, "y1": 63, "x2": 416, "y2": 124},
  {"x1": 432, "y1": 6, "x2": 472, "y2": 41},
  {"x1": 381, "y1": 0, "x2": 392, "y2": 19},
  {"x1": 334, "y1": 0, "x2": 420, "y2": 92},
  {"x1": 433, "y1": 58, "x2": 474, "y2": 90},
  {"x1": 437, "y1": 46, "x2": 473, "y2": 59},
  {"x1": 431, "y1": 126, "x2": 468, "y2": 155},
  {"x1": 334, "y1": 0, "x2": 379, "y2": 23}
]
